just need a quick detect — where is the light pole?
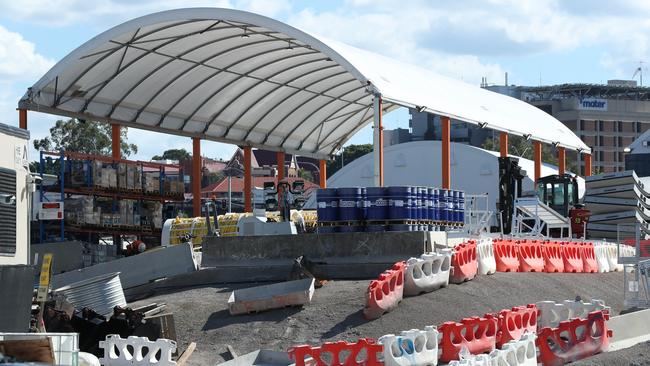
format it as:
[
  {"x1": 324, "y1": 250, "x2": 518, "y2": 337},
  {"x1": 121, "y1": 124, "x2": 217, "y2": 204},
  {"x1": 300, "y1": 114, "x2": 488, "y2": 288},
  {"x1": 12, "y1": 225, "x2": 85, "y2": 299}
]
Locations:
[{"x1": 224, "y1": 165, "x2": 244, "y2": 213}]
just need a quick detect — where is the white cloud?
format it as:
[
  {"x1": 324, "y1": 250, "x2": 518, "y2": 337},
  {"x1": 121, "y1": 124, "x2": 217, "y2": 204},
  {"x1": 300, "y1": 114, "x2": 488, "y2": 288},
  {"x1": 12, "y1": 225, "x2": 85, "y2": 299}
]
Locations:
[{"x1": 0, "y1": 25, "x2": 54, "y2": 81}]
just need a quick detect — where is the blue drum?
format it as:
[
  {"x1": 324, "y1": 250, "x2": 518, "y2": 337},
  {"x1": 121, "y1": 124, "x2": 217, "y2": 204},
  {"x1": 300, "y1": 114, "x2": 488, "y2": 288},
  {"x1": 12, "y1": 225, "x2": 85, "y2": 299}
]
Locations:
[
  {"x1": 427, "y1": 187, "x2": 435, "y2": 222},
  {"x1": 337, "y1": 187, "x2": 362, "y2": 221},
  {"x1": 439, "y1": 189, "x2": 448, "y2": 222},
  {"x1": 316, "y1": 188, "x2": 338, "y2": 222},
  {"x1": 365, "y1": 187, "x2": 388, "y2": 221},
  {"x1": 432, "y1": 188, "x2": 440, "y2": 221},
  {"x1": 388, "y1": 186, "x2": 412, "y2": 220},
  {"x1": 459, "y1": 191, "x2": 465, "y2": 223}
]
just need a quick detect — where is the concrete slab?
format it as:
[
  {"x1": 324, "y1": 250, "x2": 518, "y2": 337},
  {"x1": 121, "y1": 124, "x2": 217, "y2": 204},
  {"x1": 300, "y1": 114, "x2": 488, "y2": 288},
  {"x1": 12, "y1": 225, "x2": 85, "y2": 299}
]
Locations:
[
  {"x1": 608, "y1": 309, "x2": 650, "y2": 351},
  {"x1": 0, "y1": 265, "x2": 36, "y2": 332},
  {"x1": 228, "y1": 278, "x2": 315, "y2": 315},
  {"x1": 52, "y1": 243, "x2": 196, "y2": 290},
  {"x1": 202, "y1": 232, "x2": 428, "y2": 281},
  {"x1": 217, "y1": 350, "x2": 292, "y2": 366},
  {"x1": 31, "y1": 241, "x2": 84, "y2": 274}
]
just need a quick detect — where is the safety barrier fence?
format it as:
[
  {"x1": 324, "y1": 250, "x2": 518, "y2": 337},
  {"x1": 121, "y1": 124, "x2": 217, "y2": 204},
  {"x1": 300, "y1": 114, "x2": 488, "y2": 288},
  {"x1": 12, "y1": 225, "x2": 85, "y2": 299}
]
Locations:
[{"x1": 288, "y1": 299, "x2": 612, "y2": 365}]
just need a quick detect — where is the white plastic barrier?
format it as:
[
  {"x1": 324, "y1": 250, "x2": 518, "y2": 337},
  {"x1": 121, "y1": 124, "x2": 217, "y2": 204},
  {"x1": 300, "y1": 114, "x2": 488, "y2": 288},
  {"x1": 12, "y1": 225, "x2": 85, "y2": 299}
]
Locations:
[
  {"x1": 378, "y1": 326, "x2": 439, "y2": 366},
  {"x1": 404, "y1": 252, "x2": 451, "y2": 296},
  {"x1": 593, "y1": 242, "x2": 611, "y2": 273},
  {"x1": 447, "y1": 354, "x2": 491, "y2": 366},
  {"x1": 488, "y1": 333, "x2": 537, "y2": 366},
  {"x1": 448, "y1": 333, "x2": 536, "y2": 366},
  {"x1": 536, "y1": 299, "x2": 609, "y2": 329},
  {"x1": 99, "y1": 335, "x2": 177, "y2": 366},
  {"x1": 606, "y1": 243, "x2": 623, "y2": 272},
  {"x1": 476, "y1": 238, "x2": 496, "y2": 275}
]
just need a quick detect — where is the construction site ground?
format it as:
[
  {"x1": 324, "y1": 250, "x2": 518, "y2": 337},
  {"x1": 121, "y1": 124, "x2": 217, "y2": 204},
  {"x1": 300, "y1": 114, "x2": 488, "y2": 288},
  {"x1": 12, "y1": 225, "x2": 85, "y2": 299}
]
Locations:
[{"x1": 132, "y1": 271, "x2": 632, "y2": 365}]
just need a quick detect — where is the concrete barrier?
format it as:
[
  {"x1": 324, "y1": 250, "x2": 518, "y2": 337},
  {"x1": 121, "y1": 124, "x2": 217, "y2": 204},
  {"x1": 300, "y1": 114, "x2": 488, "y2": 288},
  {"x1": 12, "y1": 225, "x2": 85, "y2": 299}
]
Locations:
[
  {"x1": 52, "y1": 243, "x2": 196, "y2": 290},
  {"x1": 379, "y1": 326, "x2": 439, "y2": 366},
  {"x1": 404, "y1": 252, "x2": 451, "y2": 296},
  {"x1": 202, "y1": 232, "x2": 429, "y2": 281},
  {"x1": 99, "y1": 335, "x2": 176, "y2": 366},
  {"x1": 608, "y1": 309, "x2": 650, "y2": 351},
  {"x1": 228, "y1": 278, "x2": 315, "y2": 315}
]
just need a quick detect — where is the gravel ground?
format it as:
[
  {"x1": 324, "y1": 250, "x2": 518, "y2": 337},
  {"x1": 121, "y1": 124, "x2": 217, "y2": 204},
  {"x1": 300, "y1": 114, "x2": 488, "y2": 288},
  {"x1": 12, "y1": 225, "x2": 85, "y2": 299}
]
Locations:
[
  {"x1": 131, "y1": 272, "x2": 627, "y2": 365},
  {"x1": 572, "y1": 341, "x2": 650, "y2": 366}
]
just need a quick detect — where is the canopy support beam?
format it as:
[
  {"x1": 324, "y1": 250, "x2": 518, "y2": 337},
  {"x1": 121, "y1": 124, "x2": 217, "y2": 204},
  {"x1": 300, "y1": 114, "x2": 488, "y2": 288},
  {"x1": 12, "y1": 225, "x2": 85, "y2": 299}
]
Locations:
[
  {"x1": 534, "y1": 141, "x2": 541, "y2": 183},
  {"x1": 192, "y1": 137, "x2": 201, "y2": 217},
  {"x1": 500, "y1": 132, "x2": 508, "y2": 157},
  {"x1": 18, "y1": 109, "x2": 27, "y2": 130},
  {"x1": 558, "y1": 147, "x2": 566, "y2": 175},
  {"x1": 244, "y1": 146, "x2": 252, "y2": 212},
  {"x1": 584, "y1": 153, "x2": 592, "y2": 177},
  {"x1": 111, "y1": 124, "x2": 121, "y2": 160},
  {"x1": 441, "y1": 116, "x2": 450, "y2": 189},
  {"x1": 319, "y1": 159, "x2": 327, "y2": 188},
  {"x1": 373, "y1": 96, "x2": 384, "y2": 186}
]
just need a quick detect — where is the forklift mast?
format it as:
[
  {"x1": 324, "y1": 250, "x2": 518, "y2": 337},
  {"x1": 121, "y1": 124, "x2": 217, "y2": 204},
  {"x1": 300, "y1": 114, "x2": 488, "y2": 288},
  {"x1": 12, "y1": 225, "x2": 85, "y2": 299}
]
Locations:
[{"x1": 498, "y1": 157, "x2": 527, "y2": 234}]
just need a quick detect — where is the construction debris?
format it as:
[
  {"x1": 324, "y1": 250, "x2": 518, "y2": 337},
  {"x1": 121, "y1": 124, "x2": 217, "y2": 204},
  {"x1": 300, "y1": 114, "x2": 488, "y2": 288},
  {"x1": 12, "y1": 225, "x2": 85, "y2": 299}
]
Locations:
[{"x1": 228, "y1": 278, "x2": 315, "y2": 315}]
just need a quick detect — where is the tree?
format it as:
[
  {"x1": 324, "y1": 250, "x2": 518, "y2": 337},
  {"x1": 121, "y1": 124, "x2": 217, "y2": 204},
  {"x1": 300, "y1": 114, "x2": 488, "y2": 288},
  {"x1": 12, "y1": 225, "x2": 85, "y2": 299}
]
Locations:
[
  {"x1": 298, "y1": 168, "x2": 314, "y2": 182},
  {"x1": 152, "y1": 148, "x2": 191, "y2": 162},
  {"x1": 482, "y1": 134, "x2": 577, "y2": 173},
  {"x1": 327, "y1": 143, "x2": 374, "y2": 177},
  {"x1": 33, "y1": 118, "x2": 138, "y2": 157}
]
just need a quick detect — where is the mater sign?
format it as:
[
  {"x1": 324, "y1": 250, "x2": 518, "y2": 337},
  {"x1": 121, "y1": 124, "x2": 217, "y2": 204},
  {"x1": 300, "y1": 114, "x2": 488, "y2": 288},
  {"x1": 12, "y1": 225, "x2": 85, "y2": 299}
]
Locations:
[{"x1": 578, "y1": 98, "x2": 608, "y2": 111}]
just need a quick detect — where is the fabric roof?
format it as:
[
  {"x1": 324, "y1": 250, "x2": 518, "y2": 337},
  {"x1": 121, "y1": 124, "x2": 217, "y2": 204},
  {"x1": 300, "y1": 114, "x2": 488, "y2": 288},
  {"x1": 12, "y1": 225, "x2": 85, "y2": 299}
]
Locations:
[{"x1": 20, "y1": 8, "x2": 588, "y2": 159}]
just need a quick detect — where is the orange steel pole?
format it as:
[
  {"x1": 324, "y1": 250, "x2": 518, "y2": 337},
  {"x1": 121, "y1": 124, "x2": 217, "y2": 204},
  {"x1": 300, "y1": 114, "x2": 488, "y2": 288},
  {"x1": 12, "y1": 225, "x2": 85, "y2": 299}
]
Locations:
[
  {"x1": 276, "y1": 151, "x2": 285, "y2": 181},
  {"x1": 319, "y1": 159, "x2": 327, "y2": 188},
  {"x1": 584, "y1": 153, "x2": 592, "y2": 177},
  {"x1": 373, "y1": 96, "x2": 384, "y2": 186},
  {"x1": 379, "y1": 98, "x2": 384, "y2": 187},
  {"x1": 192, "y1": 137, "x2": 201, "y2": 217},
  {"x1": 441, "y1": 116, "x2": 451, "y2": 189},
  {"x1": 533, "y1": 141, "x2": 542, "y2": 183},
  {"x1": 111, "y1": 124, "x2": 121, "y2": 160},
  {"x1": 244, "y1": 146, "x2": 252, "y2": 212},
  {"x1": 499, "y1": 132, "x2": 508, "y2": 157},
  {"x1": 558, "y1": 147, "x2": 566, "y2": 175},
  {"x1": 18, "y1": 109, "x2": 27, "y2": 129}
]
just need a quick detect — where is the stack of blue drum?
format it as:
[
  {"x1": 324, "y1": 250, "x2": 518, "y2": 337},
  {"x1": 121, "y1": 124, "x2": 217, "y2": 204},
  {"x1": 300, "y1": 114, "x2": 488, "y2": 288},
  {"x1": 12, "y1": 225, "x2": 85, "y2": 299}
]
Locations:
[{"x1": 316, "y1": 186, "x2": 465, "y2": 233}]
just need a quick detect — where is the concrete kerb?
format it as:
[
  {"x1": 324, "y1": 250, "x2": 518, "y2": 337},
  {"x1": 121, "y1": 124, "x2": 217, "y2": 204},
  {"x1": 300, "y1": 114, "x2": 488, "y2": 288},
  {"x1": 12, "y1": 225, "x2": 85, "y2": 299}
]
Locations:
[
  {"x1": 202, "y1": 231, "x2": 430, "y2": 282},
  {"x1": 228, "y1": 278, "x2": 315, "y2": 315},
  {"x1": 608, "y1": 309, "x2": 650, "y2": 351}
]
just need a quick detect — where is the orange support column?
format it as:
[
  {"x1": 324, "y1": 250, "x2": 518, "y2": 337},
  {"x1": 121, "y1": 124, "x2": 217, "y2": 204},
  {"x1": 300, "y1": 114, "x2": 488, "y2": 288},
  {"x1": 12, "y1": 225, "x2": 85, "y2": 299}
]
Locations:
[
  {"x1": 558, "y1": 147, "x2": 566, "y2": 175},
  {"x1": 533, "y1": 141, "x2": 541, "y2": 183},
  {"x1": 18, "y1": 109, "x2": 27, "y2": 129},
  {"x1": 276, "y1": 151, "x2": 285, "y2": 181},
  {"x1": 244, "y1": 146, "x2": 252, "y2": 212},
  {"x1": 441, "y1": 116, "x2": 451, "y2": 189},
  {"x1": 319, "y1": 159, "x2": 327, "y2": 188},
  {"x1": 373, "y1": 96, "x2": 384, "y2": 186},
  {"x1": 111, "y1": 124, "x2": 121, "y2": 160},
  {"x1": 584, "y1": 153, "x2": 592, "y2": 177},
  {"x1": 192, "y1": 137, "x2": 201, "y2": 217},
  {"x1": 500, "y1": 132, "x2": 508, "y2": 157}
]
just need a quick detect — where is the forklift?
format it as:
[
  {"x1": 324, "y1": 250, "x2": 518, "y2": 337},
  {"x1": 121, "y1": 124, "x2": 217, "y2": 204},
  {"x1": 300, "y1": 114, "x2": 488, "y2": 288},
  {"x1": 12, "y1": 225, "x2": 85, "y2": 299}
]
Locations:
[{"x1": 536, "y1": 173, "x2": 590, "y2": 238}]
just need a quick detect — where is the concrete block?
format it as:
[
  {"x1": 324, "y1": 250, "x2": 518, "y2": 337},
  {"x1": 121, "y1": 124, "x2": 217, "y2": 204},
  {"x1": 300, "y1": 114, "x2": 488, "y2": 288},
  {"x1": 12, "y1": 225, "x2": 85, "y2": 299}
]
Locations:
[
  {"x1": 0, "y1": 265, "x2": 36, "y2": 332},
  {"x1": 52, "y1": 243, "x2": 196, "y2": 290},
  {"x1": 202, "y1": 232, "x2": 427, "y2": 281},
  {"x1": 608, "y1": 309, "x2": 650, "y2": 351},
  {"x1": 217, "y1": 349, "x2": 292, "y2": 366},
  {"x1": 228, "y1": 278, "x2": 315, "y2": 315},
  {"x1": 31, "y1": 241, "x2": 84, "y2": 274}
]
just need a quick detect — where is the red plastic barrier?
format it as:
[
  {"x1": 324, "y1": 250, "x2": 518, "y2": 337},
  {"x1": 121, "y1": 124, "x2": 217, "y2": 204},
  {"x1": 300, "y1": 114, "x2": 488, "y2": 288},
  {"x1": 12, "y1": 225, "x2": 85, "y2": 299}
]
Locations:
[
  {"x1": 542, "y1": 241, "x2": 565, "y2": 273},
  {"x1": 494, "y1": 304, "x2": 538, "y2": 348},
  {"x1": 493, "y1": 239, "x2": 519, "y2": 272},
  {"x1": 536, "y1": 311, "x2": 612, "y2": 366},
  {"x1": 518, "y1": 240, "x2": 545, "y2": 272},
  {"x1": 289, "y1": 338, "x2": 383, "y2": 366},
  {"x1": 450, "y1": 241, "x2": 478, "y2": 284},
  {"x1": 561, "y1": 242, "x2": 583, "y2": 273},
  {"x1": 438, "y1": 315, "x2": 498, "y2": 363},
  {"x1": 580, "y1": 242, "x2": 598, "y2": 273},
  {"x1": 363, "y1": 261, "x2": 405, "y2": 320}
]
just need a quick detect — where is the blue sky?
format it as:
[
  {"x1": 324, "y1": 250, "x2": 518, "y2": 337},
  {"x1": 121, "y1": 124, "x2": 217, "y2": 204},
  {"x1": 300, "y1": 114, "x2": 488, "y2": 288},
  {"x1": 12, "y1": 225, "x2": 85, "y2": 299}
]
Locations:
[{"x1": 1, "y1": 0, "x2": 649, "y2": 162}]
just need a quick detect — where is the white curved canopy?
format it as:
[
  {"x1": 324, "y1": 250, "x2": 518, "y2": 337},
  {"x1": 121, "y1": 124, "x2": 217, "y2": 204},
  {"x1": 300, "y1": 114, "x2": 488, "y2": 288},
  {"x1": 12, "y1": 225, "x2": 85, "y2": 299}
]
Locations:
[{"x1": 20, "y1": 8, "x2": 589, "y2": 159}]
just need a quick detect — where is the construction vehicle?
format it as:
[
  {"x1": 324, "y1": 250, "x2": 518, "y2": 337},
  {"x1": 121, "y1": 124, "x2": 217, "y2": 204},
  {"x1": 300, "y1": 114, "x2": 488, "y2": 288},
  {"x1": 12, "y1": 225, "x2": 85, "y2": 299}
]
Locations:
[{"x1": 535, "y1": 174, "x2": 580, "y2": 217}]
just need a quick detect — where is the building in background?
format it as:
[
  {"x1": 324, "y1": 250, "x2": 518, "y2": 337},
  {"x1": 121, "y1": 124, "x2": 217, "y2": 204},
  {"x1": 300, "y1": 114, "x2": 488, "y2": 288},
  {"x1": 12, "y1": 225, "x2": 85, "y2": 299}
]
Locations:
[
  {"x1": 486, "y1": 80, "x2": 650, "y2": 173},
  {"x1": 625, "y1": 128, "x2": 650, "y2": 177}
]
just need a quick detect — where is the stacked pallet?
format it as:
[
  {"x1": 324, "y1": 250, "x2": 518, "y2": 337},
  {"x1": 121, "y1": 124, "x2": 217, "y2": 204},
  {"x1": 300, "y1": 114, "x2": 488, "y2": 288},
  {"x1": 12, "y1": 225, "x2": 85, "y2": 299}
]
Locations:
[{"x1": 585, "y1": 170, "x2": 650, "y2": 239}]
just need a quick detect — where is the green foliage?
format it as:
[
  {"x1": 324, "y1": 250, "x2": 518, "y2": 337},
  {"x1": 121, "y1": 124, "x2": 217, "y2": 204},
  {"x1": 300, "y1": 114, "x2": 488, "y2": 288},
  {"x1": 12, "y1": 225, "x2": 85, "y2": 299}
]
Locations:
[
  {"x1": 327, "y1": 143, "x2": 374, "y2": 176},
  {"x1": 202, "y1": 171, "x2": 225, "y2": 188},
  {"x1": 152, "y1": 148, "x2": 191, "y2": 162},
  {"x1": 33, "y1": 118, "x2": 138, "y2": 157},
  {"x1": 482, "y1": 134, "x2": 578, "y2": 173},
  {"x1": 298, "y1": 168, "x2": 314, "y2": 182}
]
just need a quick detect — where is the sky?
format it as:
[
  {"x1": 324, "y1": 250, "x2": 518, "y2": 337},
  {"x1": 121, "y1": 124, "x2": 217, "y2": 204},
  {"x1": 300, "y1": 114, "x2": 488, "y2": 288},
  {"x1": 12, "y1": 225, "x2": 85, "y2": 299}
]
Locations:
[{"x1": 2, "y1": 0, "x2": 650, "y2": 162}]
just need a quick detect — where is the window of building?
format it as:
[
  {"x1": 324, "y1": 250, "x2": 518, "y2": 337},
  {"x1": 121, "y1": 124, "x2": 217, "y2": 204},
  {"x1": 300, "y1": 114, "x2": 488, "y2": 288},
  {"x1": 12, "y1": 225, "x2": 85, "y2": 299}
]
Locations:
[
  {"x1": 598, "y1": 120, "x2": 604, "y2": 131},
  {"x1": 599, "y1": 135, "x2": 604, "y2": 146}
]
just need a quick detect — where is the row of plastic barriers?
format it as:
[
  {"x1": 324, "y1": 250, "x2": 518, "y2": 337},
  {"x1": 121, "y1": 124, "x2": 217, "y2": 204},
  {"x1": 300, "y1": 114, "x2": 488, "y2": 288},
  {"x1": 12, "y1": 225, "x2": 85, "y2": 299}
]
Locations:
[
  {"x1": 289, "y1": 298, "x2": 612, "y2": 366},
  {"x1": 477, "y1": 238, "x2": 630, "y2": 274}
]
